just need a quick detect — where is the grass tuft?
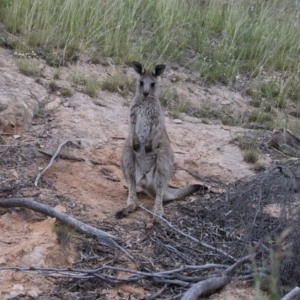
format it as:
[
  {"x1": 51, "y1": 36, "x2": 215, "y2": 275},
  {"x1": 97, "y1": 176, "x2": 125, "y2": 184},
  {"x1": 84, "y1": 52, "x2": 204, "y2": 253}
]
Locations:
[
  {"x1": 15, "y1": 58, "x2": 39, "y2": 76},
  {"x1": 243, "y1": 148, "x2": 259, "y2": 164},
  {"x1": 85, "y1": 77, "x2": 100, "y2": 98},
  {"x1": 101, "y1": 73, "x2": 135, "y2": 96}
]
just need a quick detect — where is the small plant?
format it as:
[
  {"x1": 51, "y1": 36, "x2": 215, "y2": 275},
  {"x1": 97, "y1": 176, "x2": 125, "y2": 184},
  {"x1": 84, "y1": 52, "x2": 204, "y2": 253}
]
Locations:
[
  {"x1": 160, "y1": 88, "x2": 178, "y2": 108},
  {"x1": 61, "y1": 87, "x2": 73, "y2": 97},
  {"x1": 169, "y1": 99, "x2": 186, "y2": 119},
  {"x1": 246, "y1": 87, "x2": 260, "y2": 98},
  {"x1": 85, "y1": 77, "x2": 100, "y2": 98},
  {"x1": 261, "y1": 81, "x2": 280, "y2": 99},
  {"x1": 254, "y1": 162, "x2": 266, "y2": 172},
  {"x1": 247, "y1": 109, "x2": 275, "y2": 129},
  {"x1": 243, "y1": 148, "x2": 259, "y2": 164},
  {"x1": 49, "y1": 80, "x2": 59, "y2": 92},
  {"x1": 53, "y1": 68, "x2": 60, "y2": 80},
  {"x1": 202, "y1": 118, "x2": 209, "y2": 124},
  {"x1": 33, "y1": 106, "x2": 43, "y2": 118},
  {"x1": 221, "y1": 114, "x2": 235, "y2": 126},
  {"x1": 276, "y1": 94, "x2": 287, "y2": 109},
  {"x1": 101, "y1": 73, "x2": 134, "y2": 96},
  {"x1": 15, "y1": 58, "x2": 39, "y2": 76},
  {"x1": 234, "y1": 134, "x2": 257, "y2": 150},
  {"x1": 72, "y1": 75, "x2": 88, "y2": 86},
  {"x1": 250, "y1": 98, "x2": 262, "y2": 108},
  {"x1": 54, "y1": 224, "x2": 76, "y2": 247}
]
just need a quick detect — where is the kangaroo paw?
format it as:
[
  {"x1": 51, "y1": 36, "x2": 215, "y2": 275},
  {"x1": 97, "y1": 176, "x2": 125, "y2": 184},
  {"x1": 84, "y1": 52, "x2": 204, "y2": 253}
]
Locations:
[{"x1": 115, "y1": 203, "x2": 137, "y2": 219}]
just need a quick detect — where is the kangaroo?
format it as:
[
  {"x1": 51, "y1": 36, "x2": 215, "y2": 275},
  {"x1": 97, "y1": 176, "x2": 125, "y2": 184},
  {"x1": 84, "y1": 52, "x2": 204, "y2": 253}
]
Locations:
[{"x1": 115, "y1": 62, "x2": 202, "y2": 219}]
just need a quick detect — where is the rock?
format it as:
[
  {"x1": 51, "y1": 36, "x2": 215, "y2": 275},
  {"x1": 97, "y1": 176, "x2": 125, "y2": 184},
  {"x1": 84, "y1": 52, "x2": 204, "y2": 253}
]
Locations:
[
  {"x1": 27, "y1": 290, "x2": 39, "y2": 298},
  {"x1": 12, "y1": 135, "x2": 21, "y2": 139},
  {"x1": 221, "y1": 100, "x2": 231, "y2": 105},
  {"x1": 63, "y1": 102, "x2": 69, "y2": 107},
  {"x1": 173, "y1": 119, "x2": 183, "y2": 124},
  {"x1": 204, "y1": 194, "x2": 211, "y2": 200},
  {"x1": 0, "y1": 52, "x2": 47, "y2": 131},
  {"x1": 9, "y1": 291, "x2": 25, "y2": 299},
  {"x1": 44, "y1": 98, "x2": 61, "y2": 111},
  {"x1": 9, "y1": 284, "x2": 25, "y2": 298},
  {"x1": 0, "y1": 257, "x2": 6, "y2": 265},
  {"x1": 54, "y1": 205, "x2": 67, "y2": 213},
  {"x1": 12, "y1": 284, "x2": 24, "y2": 291}
]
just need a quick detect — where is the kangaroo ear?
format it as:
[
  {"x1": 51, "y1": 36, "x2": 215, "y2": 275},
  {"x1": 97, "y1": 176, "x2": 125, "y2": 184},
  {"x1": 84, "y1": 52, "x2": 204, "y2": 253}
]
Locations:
[
  {"x1": 132, "y1": 61, "x2": 145, "y2": 76},
  {"x1": 152, "y1": 64, "x2": 166, "y2": 77}
]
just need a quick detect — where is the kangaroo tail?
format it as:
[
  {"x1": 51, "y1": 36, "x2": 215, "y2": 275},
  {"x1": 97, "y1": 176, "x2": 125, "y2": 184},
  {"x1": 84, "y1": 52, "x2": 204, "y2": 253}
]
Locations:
[{"x1": 163, "y1": 184, "x2": 208, "y2": 202}]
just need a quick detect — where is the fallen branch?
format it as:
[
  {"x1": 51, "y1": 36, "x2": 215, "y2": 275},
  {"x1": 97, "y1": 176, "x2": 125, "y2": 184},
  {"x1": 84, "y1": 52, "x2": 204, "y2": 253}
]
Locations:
[
  {"x1": 35, "y1": 140, "x2": 74, "y2": 186},
  {"x1": 139, "y1": 205, "x2": 236, "y2": 262},
  {"x1": 181, "y1": 255, "x2": 254, "y2": 300},
  {"x1": 281, "y1": 287, "x2": 300, "y2": 300},
  {"x1": 0, "y1": 262, "x2": 241, "y2": 285},
  {"x1": 0, "y1": 197, "x2": 121, "y2": 250},
  {"x1": 181, "y1": 276, "x2": 230, "y2": 300}
]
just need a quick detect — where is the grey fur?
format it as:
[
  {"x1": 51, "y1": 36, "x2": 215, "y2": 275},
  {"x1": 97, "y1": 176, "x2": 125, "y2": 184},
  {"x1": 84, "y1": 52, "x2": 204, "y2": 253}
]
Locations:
[{"x1": 115, "y1": 62, "x2": 202, "y2": 219}]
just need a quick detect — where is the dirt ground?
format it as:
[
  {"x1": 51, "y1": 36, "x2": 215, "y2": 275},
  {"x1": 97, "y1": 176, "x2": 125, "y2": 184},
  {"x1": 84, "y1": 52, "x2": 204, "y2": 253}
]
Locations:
[{"x1": 0, "y1": 46, "x2": 273, "y2": 299}]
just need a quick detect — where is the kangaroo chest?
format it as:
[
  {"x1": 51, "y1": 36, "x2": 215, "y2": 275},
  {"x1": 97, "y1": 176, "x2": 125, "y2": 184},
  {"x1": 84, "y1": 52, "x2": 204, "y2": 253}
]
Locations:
[{"x1": 133, "y1": 102, "x2": 161, "y2": 143}]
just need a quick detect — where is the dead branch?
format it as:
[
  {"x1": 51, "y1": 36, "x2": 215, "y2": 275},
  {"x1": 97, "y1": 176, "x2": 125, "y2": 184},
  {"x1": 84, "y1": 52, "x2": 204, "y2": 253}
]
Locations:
[
  {"x1": 181, "y1": 255, "x2": 254, "y2": 300},
  {"x1": 0, "y1": 262, "x2": 243, "y2": 286},
  {"x1": 181, "y1": 276, "x2": 230, "y2": 300},
  {"x1": 281, "y1": 287, "x2": 300, "y2": 300},
  {"x1": 0, "y1": 197, "x2": 120, "y2": 249},
  {"x1": 35, "y1": 140, "x2": 76, "y2": 186},
  {"x1": 139, "y1": 205, "x2": 236, "y2": 262}
]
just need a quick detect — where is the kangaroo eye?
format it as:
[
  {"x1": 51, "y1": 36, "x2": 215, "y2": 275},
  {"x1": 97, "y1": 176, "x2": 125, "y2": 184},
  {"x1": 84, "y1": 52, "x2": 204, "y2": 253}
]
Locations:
[
  {"x1": 140, "y1": 81, "x2": 144, "y2": 87},
  {"x1": 151, "y1": 82, "x2": 156, "y2": 88}
]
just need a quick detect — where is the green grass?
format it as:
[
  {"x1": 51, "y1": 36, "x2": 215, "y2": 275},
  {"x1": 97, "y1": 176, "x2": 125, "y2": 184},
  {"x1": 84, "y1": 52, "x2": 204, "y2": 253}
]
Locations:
[
  {"x1": 85, "y1": 77, "x2": 100, "y2": 98},
  {"x1": 15, "y1": 58, "x2": 39, "y2": 76},
  {"x1": 3, "y1": 0, "x2": 300, "y2": 130},
  {"x1": 72, "y1": 75, "x2": 100, "y2": 97},
  {"x1": 243, "y1": 148, "x2": 259, "y2": 164},
  {"x1": 2, "y1": 0, "x2": 300, "y2": 74},
  {"x1": 101, "y1": 73, "x2": 135, "y2": 96},
  {"x1": 53, "y1": 68, "x2": 60, "y2": 80},
  {"x1": 49, "y1": 80, "x2": 59, "y2": 92}
]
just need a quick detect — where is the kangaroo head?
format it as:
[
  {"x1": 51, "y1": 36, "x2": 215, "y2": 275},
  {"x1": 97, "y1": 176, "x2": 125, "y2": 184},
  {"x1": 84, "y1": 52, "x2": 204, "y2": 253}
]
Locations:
[{"x1": 132, "y1": 61, "x2": 166, "y2": 99}]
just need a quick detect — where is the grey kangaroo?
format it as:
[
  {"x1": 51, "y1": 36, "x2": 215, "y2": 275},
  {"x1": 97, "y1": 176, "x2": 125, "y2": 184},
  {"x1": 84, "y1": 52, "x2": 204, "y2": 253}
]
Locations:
[{"x1": 115, "y1": 62, "x2": 202, "y2": 219}]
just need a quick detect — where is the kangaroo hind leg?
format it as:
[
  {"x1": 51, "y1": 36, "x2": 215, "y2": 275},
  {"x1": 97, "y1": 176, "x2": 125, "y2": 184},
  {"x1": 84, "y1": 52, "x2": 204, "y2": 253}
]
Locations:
[
  {"x1": 152, "y1": 149, "x2": 173, "y2": 217},
  {"x1": 115, "y1": 145, "x2": 138, "y2": 219}
]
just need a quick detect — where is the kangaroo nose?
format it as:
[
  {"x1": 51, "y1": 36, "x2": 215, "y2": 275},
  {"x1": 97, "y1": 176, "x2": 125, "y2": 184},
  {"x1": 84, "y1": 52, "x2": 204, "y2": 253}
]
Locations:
[{"x1": 143, "y1": 91, "x2": 149, "y2": 97}]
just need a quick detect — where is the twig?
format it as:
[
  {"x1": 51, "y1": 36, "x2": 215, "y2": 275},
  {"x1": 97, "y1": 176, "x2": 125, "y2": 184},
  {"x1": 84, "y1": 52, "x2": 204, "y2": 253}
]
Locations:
[
  {"x1": 90, "y1": 160, "x2": 121, "y2": 168},
  {"x1": 35, "y1": 140, "x2": 73, "y2": 186},
  {"x1": 139, "y1": 205, "x2": 236, "y2": 262},
  {"x1": 181, "y1": 254, "x2": 254, "y2": 300},
  {"x1": 281, "y1": 287, "x2": 300, "y2": 300},
  {"x1": 146, "y1": 285, "x2": 167, "y2": 300},
  {"x1": 0, "y1": 197, "x2": 120, "y2": 250},
  {"x1": 101, "y1": 168, "x2": 120, "y2": 182},
  {"x1": 38, "y1": 150, "x2": 85, "y2": 162}
]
